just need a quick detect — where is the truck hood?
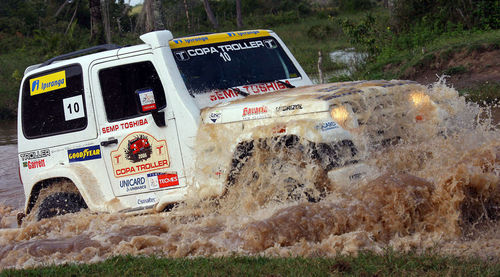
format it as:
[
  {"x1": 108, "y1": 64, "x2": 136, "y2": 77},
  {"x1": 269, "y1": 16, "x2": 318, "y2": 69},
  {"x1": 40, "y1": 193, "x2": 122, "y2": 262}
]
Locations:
[{"x1": 201, "y1": 80, "x2": 422, "y2": 124}]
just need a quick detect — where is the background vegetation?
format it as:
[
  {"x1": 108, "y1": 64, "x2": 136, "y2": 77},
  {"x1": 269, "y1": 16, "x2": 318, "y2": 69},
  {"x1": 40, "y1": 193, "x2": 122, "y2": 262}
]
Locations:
[{"x1": 0, "y1": 0, "x2": 499, "y2": 119}]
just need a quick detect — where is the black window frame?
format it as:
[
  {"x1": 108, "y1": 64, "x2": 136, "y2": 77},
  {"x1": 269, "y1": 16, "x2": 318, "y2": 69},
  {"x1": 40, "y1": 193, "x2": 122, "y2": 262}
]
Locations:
[
  {"x1": 21, "y1": 64, "x2": 88, "y2": 139},
  {"x1": 98, "y1": 60, "x2": 167, "y2": 123}
]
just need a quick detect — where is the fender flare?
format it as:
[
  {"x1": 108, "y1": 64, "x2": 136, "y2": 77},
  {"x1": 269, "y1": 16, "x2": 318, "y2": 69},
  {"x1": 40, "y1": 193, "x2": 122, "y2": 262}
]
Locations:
[{"x1": 25, "y1": 164, "x2": 107, "y2": 214}]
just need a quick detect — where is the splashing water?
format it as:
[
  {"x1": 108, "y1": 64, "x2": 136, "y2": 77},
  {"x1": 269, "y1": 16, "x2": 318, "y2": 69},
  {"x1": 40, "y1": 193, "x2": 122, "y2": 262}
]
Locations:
[{"x1": 0, "y1": 81, "x2": 498, "y2": 269}]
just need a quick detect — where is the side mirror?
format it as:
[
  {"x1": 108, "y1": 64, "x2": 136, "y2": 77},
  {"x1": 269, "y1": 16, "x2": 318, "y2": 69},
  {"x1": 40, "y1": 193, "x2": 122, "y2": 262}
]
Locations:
[
  {"x1": 151, "y1": 110, "x2": 166, "y2": 127},
  {"x1": 135, "y1": 88, "x2": 166, "y2": 127}
]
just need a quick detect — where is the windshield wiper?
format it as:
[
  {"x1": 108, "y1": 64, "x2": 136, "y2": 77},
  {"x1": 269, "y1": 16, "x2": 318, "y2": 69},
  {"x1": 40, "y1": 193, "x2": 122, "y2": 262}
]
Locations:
[
  {"x1": 277, "y1": 80, "x2": 295, "y2": 88},
  {"x1": 230, "y1": 87, "x2": 249, "y2": 97},
  {"x1": 255, "y1": 79, "x2": 295, "y2": 88}
]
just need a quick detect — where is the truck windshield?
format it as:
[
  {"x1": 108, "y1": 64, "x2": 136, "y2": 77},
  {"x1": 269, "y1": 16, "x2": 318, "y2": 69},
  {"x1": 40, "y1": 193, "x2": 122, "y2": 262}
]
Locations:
[{"x1": 172, "y1": 36, "x2": 301, "y2": 95}]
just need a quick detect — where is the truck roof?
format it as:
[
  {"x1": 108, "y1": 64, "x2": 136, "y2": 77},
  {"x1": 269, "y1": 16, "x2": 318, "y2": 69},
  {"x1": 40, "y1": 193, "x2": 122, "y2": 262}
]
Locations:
[{"x1": 24, "y1": 29, "x2": 273, "y2": 75}]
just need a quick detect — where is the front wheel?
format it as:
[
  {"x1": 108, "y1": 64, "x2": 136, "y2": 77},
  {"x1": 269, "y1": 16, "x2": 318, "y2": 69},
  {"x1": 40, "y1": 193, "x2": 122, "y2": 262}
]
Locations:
[
  {"x1": 37, "y1": 192, "x2": 87, "y2": 220},
  {"x1": 225, "y1": 137, "x2": 330, "y2": 212}
]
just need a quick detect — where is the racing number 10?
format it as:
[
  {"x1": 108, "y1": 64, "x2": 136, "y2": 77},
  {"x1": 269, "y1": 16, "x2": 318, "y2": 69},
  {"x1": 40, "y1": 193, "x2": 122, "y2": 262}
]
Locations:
[
  {"x1": 63, "y1": 95, "x2": 85, "y2": 121},
  {"x1": 67, "y1": 102, "x2": 80, "y2": 114},
  {"x1": 220, "y1": 52, "x2": 231, "y2": 62}
]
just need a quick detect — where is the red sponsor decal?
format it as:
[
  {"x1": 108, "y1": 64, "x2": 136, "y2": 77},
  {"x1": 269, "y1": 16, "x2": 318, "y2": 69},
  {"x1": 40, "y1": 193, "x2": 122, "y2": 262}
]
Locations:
[
  {"x1": 102, "y1": 118, "x2": 149, "y2": 134},
  {"x1": 243, "y1": 106, "x2": 268, "y2": 117},
  {"x1": 209, "y1": 89, "x2": 239, "y2": 101},
  {"x1": 272, "y1": 124, "x2": 287, "y2": 134},
  {"x1": 158, "y1": 173, "x2": 179, "y2": 188},
  {"x1": 114, "y1": 159, "x2": 170, "y2": 176},
  {"x1": 142, "y1": 103, "x2": 157, "y2": 112},
  {"x1": 209, "y1": 81, "x2": 291, "y2": 102},
  {"x1": 27, "y1": 159, "x2": 46, "y2": 169}
]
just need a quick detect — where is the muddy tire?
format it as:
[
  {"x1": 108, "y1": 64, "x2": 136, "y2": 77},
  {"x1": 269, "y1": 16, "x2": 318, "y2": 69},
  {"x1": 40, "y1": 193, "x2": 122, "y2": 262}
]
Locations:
[{"x1": 37, "y1": 192, "x2": 87, "y2": 220}]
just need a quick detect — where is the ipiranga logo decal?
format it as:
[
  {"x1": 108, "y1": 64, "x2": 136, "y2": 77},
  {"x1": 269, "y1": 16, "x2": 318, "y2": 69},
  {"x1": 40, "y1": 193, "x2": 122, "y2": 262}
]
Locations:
[
  {"x1": 29, "y1": 70, "x2": 67, "y2": 96},
  {"x1": 68, "y1": 145, "x2": 101, "y2": 163}
]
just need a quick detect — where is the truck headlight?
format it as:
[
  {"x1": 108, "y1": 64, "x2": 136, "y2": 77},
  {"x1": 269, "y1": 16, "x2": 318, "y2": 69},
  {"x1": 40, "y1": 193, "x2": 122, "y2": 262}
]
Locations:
[
  {"x1": 409, "y1": 91, "x2": 433, "y2": 121},
  {"x1": 410, "y1": 91, "x2": 430, "y2": 107}
]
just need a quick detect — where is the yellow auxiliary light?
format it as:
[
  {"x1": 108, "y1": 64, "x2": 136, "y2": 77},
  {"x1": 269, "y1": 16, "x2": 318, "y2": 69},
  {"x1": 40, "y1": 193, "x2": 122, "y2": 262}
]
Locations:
[
  {"x1": 410, "y1": 91, "x2": 430, "y2": 106},
  {"x1": 330, "y1": 105, "x2": 356, "y2": 129},
  {"x1": 331, "y1": 106, "x2": 349, "y2": 124},
  {"x1": 409, "y1": 91, "x2": 432, "y2": 122}
]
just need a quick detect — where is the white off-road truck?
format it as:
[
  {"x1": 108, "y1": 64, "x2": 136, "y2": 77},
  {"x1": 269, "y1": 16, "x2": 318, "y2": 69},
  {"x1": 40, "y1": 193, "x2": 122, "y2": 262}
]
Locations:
[{"x1": 18, "y1": 29, "x2": 438, "y2": 220}]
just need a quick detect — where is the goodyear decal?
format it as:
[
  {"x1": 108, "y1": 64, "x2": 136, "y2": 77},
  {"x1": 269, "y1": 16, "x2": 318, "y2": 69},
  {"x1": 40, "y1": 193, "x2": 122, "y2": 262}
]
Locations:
[
  {"x1": 29, "y1": 70, "x2": 67, "y2": 96},
  {"x1": 68, "y1": 145, "x2": 101, "y2": 163},
  {"x1": 170, "y1": 30, "x2": 271, "y2": 49}
]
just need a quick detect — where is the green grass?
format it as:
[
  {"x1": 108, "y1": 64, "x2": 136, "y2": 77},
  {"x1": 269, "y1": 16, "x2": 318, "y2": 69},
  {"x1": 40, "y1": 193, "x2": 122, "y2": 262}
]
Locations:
[
  {"x1": 460, "y1": 82, "x2": 500, "y2": 105},
  {"x1": 2, "y1": 251, "x2": 499, "y2": 276},
  {"x1": 270, "y1": 7, "x2": 388, "y2": 77},
  {"x1": 358, "y1": 29, "x2": 500, "y2": 81}
]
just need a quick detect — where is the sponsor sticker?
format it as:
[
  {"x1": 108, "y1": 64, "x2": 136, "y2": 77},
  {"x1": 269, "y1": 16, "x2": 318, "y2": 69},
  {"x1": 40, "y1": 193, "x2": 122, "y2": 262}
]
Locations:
[
  {"x1": 169, "y1": 30, "x2": 270, "y2": 49},
  {"x1": 242, "y1": 106, "x2": 268, "y2": 119},
  {"x1": 119, "y1": 176, "x2": 148, "y2": 193},
  {"x1": 174, "y1": 50, "x2": 189, "y2": 61},
  {"x1": 272, "y1": 124, "x2": 287, "y2": 134},
  {"x1": 136, "y1": 193, "x2": 158, "y2": 207},
  {"x1": 137, "y1": 89, "x2": 157, "y2": 112},
  {"x1": 101, "y1": 118, "x2": 148, "y2": 134},
  {"x1": 19, "y1": 149, "x2": 50, "y2": 161},
  {"x1": 68, "y1": 145, "x2": 101, "y2": 163},
  {"x1": 317, "y1": 121, "x2": 339, "y2": 132},
  {"x1": 263, "y1": 39, "x2": 278, "y2": 49},
  {"x1": 63, "y1": 95, "x2": 85, "y2": 121},
  {"x1": 148, "y1": 172, "x2": 180, "y2": 189},
  {"x1": 111, "y1": 132, "x2": 170, "y2": 177},
  {"x1": 30, "y1": 70, "x2": 67, "y2": 96},
  {"x1": 276, "y1": 104, "x2": 303, "y2": 112},
  {"x1": 208, "y1": 111, "x2": 222, "y2": 123},
  {"x1": 208, "y1": 81, "x2": 292, "y2": 102},
  {"x1": 23, "y1": 159, "x2": 46, "y2": 169}
]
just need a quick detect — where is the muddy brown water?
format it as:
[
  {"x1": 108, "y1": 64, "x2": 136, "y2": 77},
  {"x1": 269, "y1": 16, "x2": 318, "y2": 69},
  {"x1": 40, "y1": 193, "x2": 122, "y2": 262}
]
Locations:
[
  {"x1": 0, "y1": 83, "x2": 499, "y2": 269},
  {"x1": 0, "y1": 121, "x2": 24, "y2": 210}
]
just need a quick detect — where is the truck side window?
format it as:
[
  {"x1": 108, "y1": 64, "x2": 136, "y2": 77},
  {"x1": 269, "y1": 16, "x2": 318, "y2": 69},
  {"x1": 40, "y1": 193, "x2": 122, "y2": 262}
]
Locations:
[
  {"x1": 22, "y1": 64, "x2": 87, "y2": 139},
  {"x1": 99, "y1": 61, "x2": 166, "y2": 122}
]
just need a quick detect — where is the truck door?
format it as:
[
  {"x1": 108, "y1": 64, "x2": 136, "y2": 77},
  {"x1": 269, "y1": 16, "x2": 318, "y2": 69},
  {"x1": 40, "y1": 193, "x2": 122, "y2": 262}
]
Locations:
[{"x1": 90, "y1": 55, "x2": 185, "y2": 208}]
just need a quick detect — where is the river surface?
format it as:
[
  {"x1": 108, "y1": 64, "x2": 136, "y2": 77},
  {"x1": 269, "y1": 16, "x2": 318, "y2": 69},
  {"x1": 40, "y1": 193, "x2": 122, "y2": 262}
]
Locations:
[
  {"x1": 0, "y1": 82, "x2": 499, "y2": 269},
  {"x1": 0, "y1": 121, "x2": 24, "y2": 210}
]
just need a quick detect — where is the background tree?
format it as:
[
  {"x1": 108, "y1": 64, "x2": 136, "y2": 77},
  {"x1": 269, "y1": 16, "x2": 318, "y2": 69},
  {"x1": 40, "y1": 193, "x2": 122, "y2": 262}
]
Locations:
[
  {"x1": 183, "y1": 0, "x2": 191, "y2": 31},
  {"x1": 89, "y1": 0, "x2": 105, "y2": 43},
  {"x1": 101, "y1": 0, "x2": 112, "y2": 43},
  {"x1": 236, "y1": 0, "x2": 243, "y2": 28},
  {"x1": 136, "y1": 0, "x2": 164, "y2": 33},
  {"x1": 203, "y1": 0, "x2": 218, "y2": 29}
]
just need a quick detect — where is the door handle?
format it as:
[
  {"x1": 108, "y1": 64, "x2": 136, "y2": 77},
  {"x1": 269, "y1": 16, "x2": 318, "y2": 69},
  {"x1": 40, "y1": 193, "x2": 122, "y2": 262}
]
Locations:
[{"x1": 100, "y1": 138, "x2": 118, "y2": 147}]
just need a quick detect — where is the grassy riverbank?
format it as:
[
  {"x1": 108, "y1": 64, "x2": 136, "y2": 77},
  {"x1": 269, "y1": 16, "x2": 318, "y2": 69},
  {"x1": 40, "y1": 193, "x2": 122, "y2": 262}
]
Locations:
[{"x1": 2, "y1": 251, "x2": 499, "y2": 276}]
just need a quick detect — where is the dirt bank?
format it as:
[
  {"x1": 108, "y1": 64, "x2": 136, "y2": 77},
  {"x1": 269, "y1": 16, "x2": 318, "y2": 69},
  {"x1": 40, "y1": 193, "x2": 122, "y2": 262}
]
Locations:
[{"x1": 407, "y1": 47, "x2": 500, "y2": 89}]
